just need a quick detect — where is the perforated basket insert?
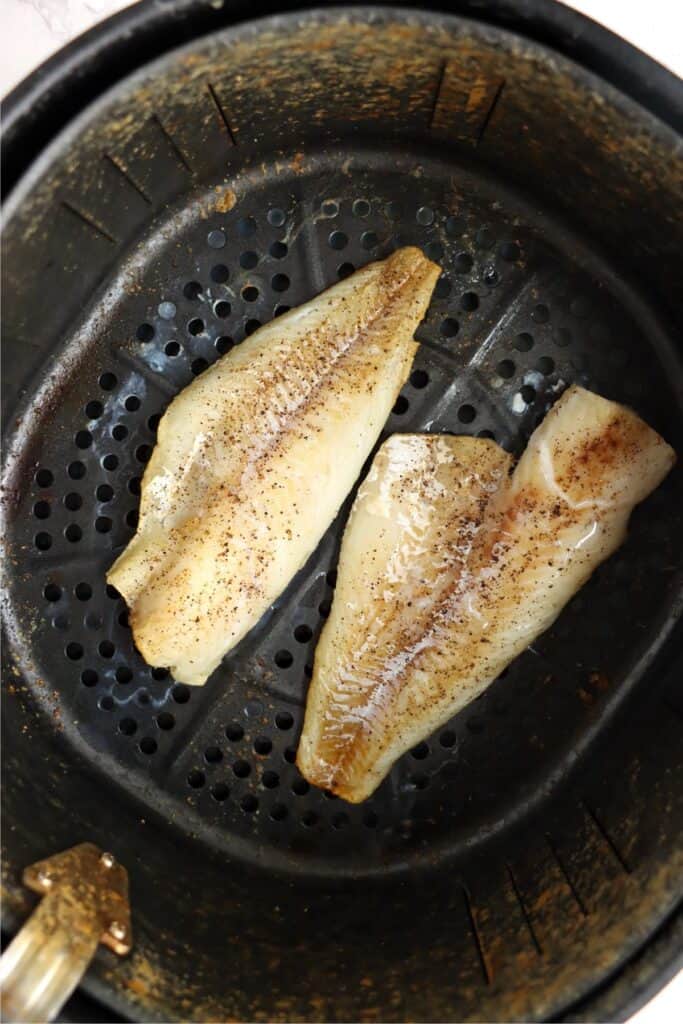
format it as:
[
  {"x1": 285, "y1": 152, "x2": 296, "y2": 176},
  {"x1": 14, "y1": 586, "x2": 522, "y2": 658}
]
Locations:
[{"x1": 6, "y1": 150, "x2": 681, "y2": 873}]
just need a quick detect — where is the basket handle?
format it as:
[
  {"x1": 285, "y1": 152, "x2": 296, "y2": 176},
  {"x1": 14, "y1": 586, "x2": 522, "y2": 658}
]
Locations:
[{"x1": 0, "y1": 844, "x2": 131, "y2": 1023}]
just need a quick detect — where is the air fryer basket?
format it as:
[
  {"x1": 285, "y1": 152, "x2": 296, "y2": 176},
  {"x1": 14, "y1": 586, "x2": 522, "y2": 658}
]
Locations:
[{"x1": 2, "y1": 2, "x2": 682, "y2": 1021}]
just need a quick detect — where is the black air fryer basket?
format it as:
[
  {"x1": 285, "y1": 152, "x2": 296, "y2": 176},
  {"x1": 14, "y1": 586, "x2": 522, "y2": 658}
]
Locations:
[{"x1": 2, "y1": 1, "x2": 682, "y2": 1021}]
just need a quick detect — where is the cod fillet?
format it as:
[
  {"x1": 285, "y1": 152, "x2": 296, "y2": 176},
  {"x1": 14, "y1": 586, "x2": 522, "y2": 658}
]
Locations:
[
  {"x1": 108, "y1": 247, "x2": 440, "y2": 684},
  {"x1": 297, "y1": 386, "x2": 675, "y2": 802}
]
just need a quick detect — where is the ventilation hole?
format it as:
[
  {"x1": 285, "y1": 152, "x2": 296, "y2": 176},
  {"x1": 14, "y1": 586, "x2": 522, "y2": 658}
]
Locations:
[
  {"x1": 188, "y1": 318, "x2": 205, "y2": 336},
  {"x1": 74, "y1": 430, "x2": 92, "y2": 450},
  {"x1": 139, "y1": 737, "x2": 157, "y2": 755},
  {"x1": 148, "y1": 414, "x2": 161, "y2": 433},
  {"x1": 242, "y1": 286, "x2": 259, "y2": 303},
  {"x1": 204, "y1": 746, "x2": 223, "y2": 764},
  {"x1": 458, "y1": 404, "x2": 476, "y2": 424},
  {"x1": 410, "y1": 369, "x2": 429, "y2": 389},
  {"x1": 478, "y1": 429, "x2": 495, "y2": 440},
  {"x1": 520, "y1": 384, "x2": 536, "y2": 403},
  {"x1": 326, "y1": 569, "x2": 337, "y2": 588},
  {"x1": 184, "y1": 281, "x2": 203, "y2": 301},
  {"x1": 211, "y1": 264, "x2": 229, "y2": 283},
  {"x1": 237, "y1": 216, "x2": 257, "y2": 238},
  {"x1": 514, "y1": 332, "x2": 533, "y2": 352},
  {"x1": 188, "y1": 769, "x2": 205, "y2": 789},
  {"x1": 65, "y1": 524, "x2": 82, "y2": 543},
  {"x1": 393, "y1": 395, "x2": 409, "y2": 415},
  {"x1": 245, "y1": 318, "x2": 261, "y2": 336},
  {"x1": 102, "y1": 454, "x2": 118, "y2": 471},
  {"x1": 136, "y1": 323, "x2": 155, "y2": 342},
  {"x1": 97, "y1": 482, "x2": 114, "y2": 501},
  {"x1": 537, "y1": 356, "x2": 555, "y2": 375},
  {"x1": 66, "y1": 642, "x2": 83, "y2": 660},
  {"x1": 95, "y1": 516, "x2": 112, "y2": 534},
  {"x1": 275, "y1": 712, "x2": 294, "y2": 731},
  {"x1": 118, "y1": 610, "x2": 129, "y2": 628},
  {"x1": 216, "y1": 336, "x2": 234, "y2": 354},
  {"x1": 483, "y1": 266, "x2": 499, "y2": 286},
  {"x1": 158, "y1": 301, "x2": 176, "y2": 320},
  {"x1": 81, "y1": 668, "x2": 98, "y2": 687},
  {"x1": 329, "y1": 230, "x2": 348, "y2": 250},
  {"x1": 99, "y1": 372, "x2": 117, "y2": 391},
  {"x1": 269, "y1": 241, "x2": 287, "y2": 259},
  {"x1": 302, "y1": 811, "x2": 318, "y2": 828},
  {"x1": 99, "y1": 640, "x2": 115, "y2": 659},
  {"x1": 254, "y1": 736, "x2": 273, "y2": 755},
  {"x1": 440, "y1": 730, "x2": 457, "y2": 748},
  {"x1": 416, "y1": 206, "x2": 434, "y2": 226},
  {"x1": 500, "y1": 241, "x2": 520, "y2": 261},
  {"x1": 157, "y1": 712, "x2": 175, "y2": 730},
  {"x1": 241, "y1": 795, "x2": 258, "y2": 813},
  {"x1": 294, "y1": 624, "x2": 313, "y2": 644},
  {"x1": 413, "y1": 774, "x2": 430, "y2": 791},
  {"x1": 33, "y1": 500, "x2": 50, "y2": 519},
  {"x1": 116, "y1": 666, "x2": 133, "y2": 683},
  {"x1": 283, "y1": 747, "x2": 296, "y2": 764},
  {"x1": 275, "y1": 650, "x2": 293, "y2": 669},
  {"x1": 434, "y1": 276, "x2": 451, "y2": 298},
  {"x1": 124, "y1": 396, "x2": 140, "y2": 413},
  {"x1": 106, "y1": 584, "x2": 121, "y2": 600},
  {"x1": 165, "y1": 341, "x2": 180, "y2": 357},
  {"x1": 361, "y1": 231, "x2": 378, "y2": 250},
  {"x1": 364, "y1": 811, "x2": 379, "y2": 828},
  {"x1": 338, "y1": 262, "x2": 355, "y2": 279},
  {"x1": 112, "y1": 425, "x2": 128, "y2": 441},
  {"x1": 119, "y1": 718, "x2": 137, "y2": 736},
  {"x1": 172, "y1": 684, "x2": 190, "y2": 704},
  {"x1": 75, "y1": 582, "x2": 92, "y2": 601},
  {"x1": 64, "y1": 492, "x2": 83, "y2": 510},
  {"x1": 136, "y1": 445, "x2": 152, "y2": 464},
  {"x1": 440, "y1": 317, "x2": 459, "y2": 338},
  {"x1": 497, "y1": 359, "x2": 515, "y2": 379},
  {"x1": 214, "y1": 300, "x2": 231, "y2": 318},
  {"x1": 211, "y1": 783, "x2": 230, "y2": 802},
  {"x1": 152, "y1": 668, "x2": 170, "y2": 683},
  {"x1": 191, "y1": 358, "x2": 208, "y2": 376},
  {"x1": 352, "y1": 199, "x2": 370, "y2": 217},
  {"x1": 125, "y1": 510, "x2": 139, "y2": 531},
  {"x1": 35, "y1": 468, "x2": 54, "y2": 487},
  {"x1": 318, "y1": 599, "x2": 332, "y2": 619},
  {"x1": 99, "y1": 695, "x2": 115, "y2": 711},
  {"x1": 207, "y1": 229, "x2": 226, "y2": 249},
  {"x1": 262, "y1": 770, "x2": 279, "y2": 789},
  {"x1": 461, "y1": 292, "x2": 479, "y2": 312},
  {"x1": 270, "y1": 803, "x2": 287, "y2": 821},
  {"x1": 268, "y1": 208, "x2": 286, "y2": 227},
  {"x1": 271, "y1": 274, "x2": 290, "y2": 292},
  {"x1": 321, "y1": 199, "x2": 339, "y2": 217},
  {"x1": 292, "y1": 778, "x2": 309, "y2": 796},
  {"x1": 226, "y1": 722, "x2": 244, "y2": 741},
  {"x1": 454, "y1": 252, "x2": 473, "y2": 273},
  {"x1": 44, "y1": 583, "x2": 61, "y2": 602},
  {"x1": 86, "y1": 400, "x2": 103, "y2": 419},
  {"x1": 532, "y1": 304, "x2": 550, "y2": 324},
  {"x1": 68, "y1": 460, "x2": 86, "y2": 480},
  {"x1": 274, "y1": 305, "x2": 290, "y2": 317},
  {"x1": 411, "y1": 742, "x2": 429, "y2": 760}
]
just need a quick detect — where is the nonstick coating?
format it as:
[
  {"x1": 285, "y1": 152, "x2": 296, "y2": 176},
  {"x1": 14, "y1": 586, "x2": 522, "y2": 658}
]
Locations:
[{"x1": 2, "y1": 5, "x2": 682, "y2": 1022}]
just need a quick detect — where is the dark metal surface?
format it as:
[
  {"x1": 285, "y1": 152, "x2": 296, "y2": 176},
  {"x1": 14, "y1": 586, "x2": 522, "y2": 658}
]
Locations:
[{"x1": 2, "y1": 4, "x2": 682, "y2": 1022}]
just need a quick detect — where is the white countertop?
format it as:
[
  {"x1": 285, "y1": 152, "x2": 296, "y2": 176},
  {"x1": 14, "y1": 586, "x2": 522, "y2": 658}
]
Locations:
[{"x1": 1, "y1": 2, "x2": 681, "y2": 1022}]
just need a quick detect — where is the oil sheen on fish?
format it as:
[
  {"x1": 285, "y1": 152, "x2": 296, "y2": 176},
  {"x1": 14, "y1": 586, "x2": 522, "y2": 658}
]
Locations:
[
  {"x1": 108, "y1": 247, "x2": 440, "y2": 684},
  {"x1": 297, "y1": 386, "x2": 676, "y2": 802}
]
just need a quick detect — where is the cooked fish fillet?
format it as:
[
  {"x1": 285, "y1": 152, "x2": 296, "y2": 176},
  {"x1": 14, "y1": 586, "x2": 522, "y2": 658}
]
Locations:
[
  {"x1": 298, "y1": 386, "x2": 676, "y2": 802},
  {"x1": 107, "y1": 247, "x2": 439, "y2": 685}
]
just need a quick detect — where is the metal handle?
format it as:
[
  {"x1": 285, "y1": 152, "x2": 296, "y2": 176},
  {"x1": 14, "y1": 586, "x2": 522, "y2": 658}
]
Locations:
[{"x1": 0, "y1": 844, "x2": 131, "y2": 1024}]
